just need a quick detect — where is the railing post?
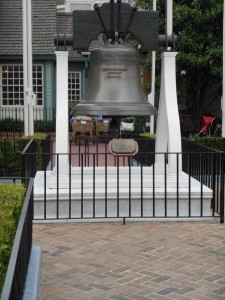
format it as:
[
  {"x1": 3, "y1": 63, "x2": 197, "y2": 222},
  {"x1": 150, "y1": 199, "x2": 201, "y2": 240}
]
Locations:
[
  {"x1": 211, "y1": 153, "x2": 216, "y2": 216},
  {"x1": 220, "y1": 153, "x2": 225, "y2": 223}
]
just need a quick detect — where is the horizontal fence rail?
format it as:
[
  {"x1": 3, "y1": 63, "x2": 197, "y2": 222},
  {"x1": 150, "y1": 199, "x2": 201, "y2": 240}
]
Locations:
[{"x1": 1, "y1": 178, "x2": 34, "y2": 300}]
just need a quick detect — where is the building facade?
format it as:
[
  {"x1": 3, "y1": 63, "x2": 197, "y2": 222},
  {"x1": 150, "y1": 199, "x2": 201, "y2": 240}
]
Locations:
[
  {"x1": 0, "y1": 0, "x2": 149, "y2": 124},
  {"x1": 0, "y1": 0, "x2": 90, "y2": 121}
]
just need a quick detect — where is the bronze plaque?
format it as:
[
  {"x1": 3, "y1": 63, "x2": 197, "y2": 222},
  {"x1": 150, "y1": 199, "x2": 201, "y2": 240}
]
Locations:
[{"x1": 110, "y1": 139, "x2": 137, "y2": 154}]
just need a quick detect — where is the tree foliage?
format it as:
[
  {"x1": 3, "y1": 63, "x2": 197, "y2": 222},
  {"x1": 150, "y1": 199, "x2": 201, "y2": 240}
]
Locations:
[
  {"x1": 136, "y1": 0, "x2": 223, "y2": 117},
  {"x1": 174, "y1": 0, "x2": 223, "y2": 78}
]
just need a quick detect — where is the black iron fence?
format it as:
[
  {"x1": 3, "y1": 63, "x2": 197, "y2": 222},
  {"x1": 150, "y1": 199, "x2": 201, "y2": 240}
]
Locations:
[
  {"x1": 26, "y1": 137, "x2": 224, "y2": 223},
  {"x1": 41, "y1": 134, "x2": 53, "y2": 170},
  {"x1": 1, "y1": 136, "x2": 224, "y2": 223},
  {"x1": 0, "y1": 107, "x2": 55, "y2": 122},
  {"x1": 21, "y1": 140, "x2": 38, "y2": 180},
  {"x1": 0, "y1": 134, "x2": 52, "y2": 178},
  {"x1": 0, "y1": 107, "x2": 56, "y2": 133},
  {"x1": 182, "y1": 139, "x2": 225, "y2": 222},
  {"x1": 1, "y1": 178, "x2": 34, "y2": 300}
]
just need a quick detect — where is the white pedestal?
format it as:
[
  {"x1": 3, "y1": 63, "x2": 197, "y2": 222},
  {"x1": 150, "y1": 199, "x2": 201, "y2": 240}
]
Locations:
[
  {"x1": 155, "y1": 52, "x2": 182, "y2": 175},
  {"x1": 34, "y1": 167, "x2": 213, "y2": 220}
]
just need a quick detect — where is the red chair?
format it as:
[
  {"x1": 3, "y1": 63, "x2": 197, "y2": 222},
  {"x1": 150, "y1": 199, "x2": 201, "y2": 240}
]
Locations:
[{"x1": 195, "y1": 116, "x2": 215, "y2": 137}]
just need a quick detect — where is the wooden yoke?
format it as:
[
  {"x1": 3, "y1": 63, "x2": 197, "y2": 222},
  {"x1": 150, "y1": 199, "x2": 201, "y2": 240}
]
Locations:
[{"x1": 73, "y1": 1, "x2": 159, "y2": 52}]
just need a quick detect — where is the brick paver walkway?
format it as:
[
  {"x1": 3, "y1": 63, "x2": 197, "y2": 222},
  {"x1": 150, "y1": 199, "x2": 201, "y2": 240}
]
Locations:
[{"x1": 33, "y1": 221, "x2": 225, "y2": 300}]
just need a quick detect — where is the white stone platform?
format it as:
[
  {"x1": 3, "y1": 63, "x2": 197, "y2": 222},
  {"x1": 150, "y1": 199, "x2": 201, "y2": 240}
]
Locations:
[{"x1": 34, "y1": 167, "x2": 213, "y2": 220}]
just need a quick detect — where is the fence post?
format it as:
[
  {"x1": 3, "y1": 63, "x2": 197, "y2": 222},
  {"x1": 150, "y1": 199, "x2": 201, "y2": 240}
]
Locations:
[
  {"x1": 220, "y1": 153, "x2": 225, "y2": 223},
  {"x1": 21, "y1": 139, "x2": 38, "y2": 181}
]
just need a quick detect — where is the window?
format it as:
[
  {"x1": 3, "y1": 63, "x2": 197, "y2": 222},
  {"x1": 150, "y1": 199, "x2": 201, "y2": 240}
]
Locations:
[
  {"x1": 1, "y1": 64, "x2": 43, "y2": 106},
  {"x1": 33, "y1": 65, "x2": 43, "y2": 106},
  {"x1": 68, "y1": 71, "x2": 81, "y2": 103}
]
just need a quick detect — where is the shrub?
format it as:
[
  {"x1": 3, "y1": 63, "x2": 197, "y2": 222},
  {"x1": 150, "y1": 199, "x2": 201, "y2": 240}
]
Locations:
[
  {"x1": 0, "y1": 118, "x2": 55, "y2": 133},
  {"x1": 34, "y1": 120, "x2": 55, "y2": 133},
  {"x1": 0, "y1": 133, "x2": 48, "y2": 176},
  {"x1": 191, "y1": 137, "x2": 225, "y2": 152},
  {"x1": 0, "y1": 118, "x2": 23, "y2": 131},
  {"x1": 0, "y1": 139, "x2": 29, "y2": 176},
  {"x1": 0, "y1": 183, "x2": 25, "y2": 294},
  {"x1": 140, "y1": 133, "x2": 156, "y2": 138},
  {"x1": 22, "y1": 133, "x2": 48, "y2": 171}
]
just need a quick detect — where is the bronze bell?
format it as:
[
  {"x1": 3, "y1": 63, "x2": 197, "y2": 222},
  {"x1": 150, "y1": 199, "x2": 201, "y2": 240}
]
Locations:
[{"x1": 74, "y1": 43, "x2": 157, "y2": 116}]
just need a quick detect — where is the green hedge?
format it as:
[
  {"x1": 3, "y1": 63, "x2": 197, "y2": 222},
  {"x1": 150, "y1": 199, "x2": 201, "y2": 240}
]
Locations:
[
  {"x1": 0, "y1": 184, "x2": 25, "y2": 294},
  {"x1": 0, "y1": 139, "x2": 28, "y2": 176},
  {"x1": 34, "y1": 120, "x2": 55, "y2": 132},
  {"x1": 191, "y1": 137, "x2": 225, "y2": 152},
  {"x1": 137, "y1": 135, "x2": 225, "y2": 152},
  {"x1": 140, "y1": 133, "x2": 156, "y2": 139},
  {"x1": 0, "y1": 133, "x2": 47, "y2": 176},
  {"x1": 0, "y1": 118, "x2": 55, "y2": 133},
  {"x1": 0, "y1": 118, "x2": 23, "y2": 131}
]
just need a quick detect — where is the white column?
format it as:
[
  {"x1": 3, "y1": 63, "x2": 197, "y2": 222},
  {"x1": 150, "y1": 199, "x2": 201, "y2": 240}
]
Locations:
[
  {"x1": 166, "y1": 0, "x2": 173, "y2": 52},
  {"x1": 23, "y1": 0, "x2": 34, "y2": 136},
  {"x1": 23, "y1": 0, "x2": 29, "y2": 136},
  {"x1": 149, "y1": 0, "x2": 157, "y2": 134},
  {"x1": 27, "y1": 0, "x2": 34, "y2": 136},
  {"x1": 166, "y1": 0, "x2": 173, "y2": 35},
  {"x1": 155, "y1": 52, "x2": 182, "y2": 175},
  {"x1": 55, "y1": 51, "x2": 69, "y2": 175}
]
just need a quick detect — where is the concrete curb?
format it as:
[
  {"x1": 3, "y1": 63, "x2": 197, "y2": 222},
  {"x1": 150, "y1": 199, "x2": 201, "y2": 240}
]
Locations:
[{"x1": 23, "y1": 246, "x2": 42, "y2": 300}]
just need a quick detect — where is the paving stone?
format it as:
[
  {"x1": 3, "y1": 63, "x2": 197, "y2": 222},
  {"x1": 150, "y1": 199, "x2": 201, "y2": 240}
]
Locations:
[
  {"x1": 88, "y1": 271, "x2": 108, "y2": 279},
  {"x1": 152, "y1": 275, "x2": 171, "y2": 283},
  {"x1": 104, "y1": 272, "x2": 125, "y2": 278},
  {"x1": 212, "y1": 286, "x2": 225, "y2": 295},
  {"x1": 139, "y1": 246, "x2": 155, "y2": 252},
  {"x1": 157, "y1": 287, "x2": 178, "y2": 295},
  {"x1": 188, "y1": 242, "x2": 207, "y2": 248},
  {"x1": 33, "y1": 221, "x2": 225, "y2": 299},
  {"x1": 175, "y1": 286, "x2": 195, "y2": 295},
  {"x1": 109, "y1": 295, "x2": 132, "y2": 300},
  {"x1": 71, "y1": 283, "x2": 93, "y2": 291},
  {"x1": 89, "y1": 283, "x2": 112, "y2": 291},
  {"x1": 88, "y1": 263, "x2": 104, "y2": 268},
  {"x1": 209, "y1": 250, "x2": 225, "y2": 257},
  {"x1": 205, "y1": 274, "x2": 224, "y2": 282},
  {"x1": 129, "y1": 294, "x2": 149, "y2": 300},
  {"x1": 48, "y1": 249, "x2": 65, "y2": 256}
]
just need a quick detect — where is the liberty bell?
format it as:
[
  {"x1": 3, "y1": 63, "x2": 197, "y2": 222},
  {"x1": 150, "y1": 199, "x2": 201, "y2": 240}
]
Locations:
[{"x1": 74, "y1": 43, "x2": 157, "y2": 116}]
